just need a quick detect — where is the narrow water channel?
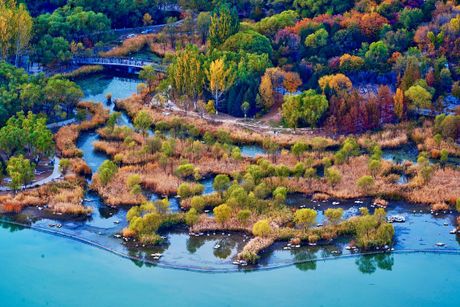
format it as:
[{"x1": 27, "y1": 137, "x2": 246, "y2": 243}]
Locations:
[{"x1": 1, "y1": 72, "x2": 459, "y2": 272}]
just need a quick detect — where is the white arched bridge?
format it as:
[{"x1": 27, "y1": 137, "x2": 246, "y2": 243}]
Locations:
[{"x1": 72, "y1": 57, "x2": 167, "y2": 73}]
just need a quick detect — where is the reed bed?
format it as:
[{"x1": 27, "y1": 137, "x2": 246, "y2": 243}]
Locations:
[
  {"x1": 55, "y1": 124, "x2": 82, "y2": 158},
  {"x1": 358, "y1": 124, "x2": 409, "y2": 149},
  {"x1": 237, "y1": 237, "x2": 275, "y2": 261},
  {"x1": 91, "y1": 166, "x2": 147, "y2": 206},
  {"x1": 404, "y1": 167, "x2": 460, "y2": 204},
  {"x1": 55, "y1": 102, "x2": 109, "y2": 158},
  {"x1": 0, "y1": 178, "x2": 91, "y2": 215},
  {"x1": 100, "y1": 34, "x2": 155, "y2": 57},
  {"x1": 60, "y1": 65, "x2": 104, "y2": 79},
  {"x1": 191, "y1": 215, "x2": 254, "y2": 233},
  {"x1": 116, "y1": 95, "x2": 338, "y2": 148}
]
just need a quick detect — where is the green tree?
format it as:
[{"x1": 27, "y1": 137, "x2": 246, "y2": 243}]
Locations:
[
  {"x1": 304, "y1": 28, "x2": 328, "y2": 49},
  {"x1": 7, "y1": 155, "x2": 35, "y2": 191},
  {"x1": 282, "y1": 90, "x2": 328, "y2": 128},
  {"x1": 365, "y1": 41, "x2": 389, "y2": 71},
  {"x1": 190, "y1": 195, "x2": 206, "y2": 212},
  {"x1": 185, "y1": 208, "x2": 199, "y2": 226},
  {"x1": 197, "y1": 12, "x2": 211, "y2": 44},
  {"x1": 139, "y1": 65, "x2": 157, "y2": 92},
  {"x1": 291, "y1": 142, "x2": 307, "y2": 161},
  {"x1": 134, "y1": 110, "x2": 152, "y2": 135},
  {"x1": 213, "y1": 174, "x2": 230, "y2": 196},
  {"x1": 237, "y1": 209, "x2": 251, "y2": 224},
  {"x1": 405, "y1": 85, "x2": 432, "y2": 110},
  {"x1": 97, "y1": 160, "x2": 118, "y2": 186},
  {"x1": 209, "y1": 3, "x2": 239, "y2": 48},
  {"x1": 167, "y1": 45, "x2": 205, "y2": 105},
  {"x1": 44, "y1": 77, "x2": 83, "y2": 115},
  {"x1": 357, "y1": 175, "x2": 375, "y2": 191},
  {"x1": 221, "y1": 30, "x2": 272, "y2": 55},
  {"x1": 326, "y1": 167, "x2": 342, "y2": 187},
  {"x1": 241, "y1": 101, "x2": 250, "y2": 118}
]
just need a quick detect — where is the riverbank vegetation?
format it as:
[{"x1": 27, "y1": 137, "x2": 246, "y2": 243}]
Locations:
[{"x1": 0, "y1": 0, "x2": 459, "y2": 266}]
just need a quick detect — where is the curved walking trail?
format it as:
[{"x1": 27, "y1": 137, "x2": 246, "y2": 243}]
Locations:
[{"x1": 0, "y1": 157, "x2": 61, "y2": 192}]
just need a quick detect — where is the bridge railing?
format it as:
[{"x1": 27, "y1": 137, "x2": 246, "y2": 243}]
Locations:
[{"x1": 72, "y1": 57, "x2": 166, "y2": 72}]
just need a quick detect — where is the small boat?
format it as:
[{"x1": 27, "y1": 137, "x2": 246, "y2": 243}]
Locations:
[
  {"x1": 114, "y1": 220, "x2": 120, "y2": 224},
  {"x1": 150, "y1": 253, "x2": 162, "y2": 258},
  {"x1": 435, "y1": 242, "x2": 446, "y2": 247},
  {"x1": 204, "y1": 210, "x2": 210, "y2": 213},
  {"x1": 443, "y1": 223, "x2": 449, "y2": 226},
  {"x1": 308, "y1": 242, "x2": 317, "y2": 246},
  {"x1": 387, "y1": 215, "x2": 405, "y2": 223},
  {"x1": 283, "y1": 246, "x2": 291, "y2": 250},
  {"x1": 214, "y1": 244, "x2": 221, "y2": 249},
  {"x1": 345, "y1": 246, "x2": 352, "y2": 250},
  {"x1": 114, "y1": 234, "x2": 121, "y2": 238},
  {"x1": 449, "y1": 229, "x2": 457, "y2": 234},
  {"x1": 332, "y1": 201, "x2": 340, "y2": 205},
  {"x1": 56, "y1": 224, "x2": 62, "y2": 228},
  {"x1": 232, "y1": 261, "x2": 240, "y2": 265}
]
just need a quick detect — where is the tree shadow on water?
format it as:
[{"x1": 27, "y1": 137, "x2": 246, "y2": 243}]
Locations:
[{"x1": 356, "y1": 253, "x2": 394, "y2": 274}]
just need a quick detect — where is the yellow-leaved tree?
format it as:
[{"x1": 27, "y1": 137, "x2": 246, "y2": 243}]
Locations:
[
  {"x1": 0, "y1": 0, "x2": 32, "y2": 65},
  {"x1": 206, "y1": 58, "x2": 235, "y2": 112}
]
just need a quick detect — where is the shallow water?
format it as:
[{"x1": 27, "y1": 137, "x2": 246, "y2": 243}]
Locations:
[{"x1": 0, "y1": 227, "x2": 459, "y2": 307}]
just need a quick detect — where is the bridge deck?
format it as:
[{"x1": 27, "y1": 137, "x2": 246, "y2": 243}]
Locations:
[{"x1": 72, "y1": 57, "x2": 166, "y2": 72}]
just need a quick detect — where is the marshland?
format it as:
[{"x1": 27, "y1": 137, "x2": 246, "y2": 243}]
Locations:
[{"x1": 0, "y1": 0, "x2": 459, "y2": 305}]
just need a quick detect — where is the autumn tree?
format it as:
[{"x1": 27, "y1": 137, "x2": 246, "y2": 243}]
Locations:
[
  {"x1": 214, "y1": 203, "x2": 231, "y2": 225},
  {"x1": 294, "y1": 208, "x2": 317, "y2": 229},
  {"x1": 282, "y1": 71, "x2": 302, "y2": 93},
  {"x1": 376, "y1": 85, "x2": 394, "y2": 124},
  {"x1": 324, "y1": 208, "x2": 343, "y2": 225},
  {"x1": 13, "y1": 3, "x2": 32, "y2": 66},
  {"x1": 393, "y1": 88, "x2": 406, "y2": 120},
  {"x1": 206, "y1": 58, "x2": 235, "y2": 111},
  {"x1": 318, "y1": 74, "x2": 352, "y2": 95},
  {"x1": 167, "y1": 45, "x2": 205, "y2": 108},
  {"x1": 252, "y1": 219, "x2": 271, "y2": 237},
  {"x1": 143, "y1": 13, "x2": 153, "y2": 25}
]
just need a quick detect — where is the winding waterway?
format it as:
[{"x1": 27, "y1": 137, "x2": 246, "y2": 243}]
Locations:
[{"x1": 1, "y1": 73, "x2": 459, "y2": 305}]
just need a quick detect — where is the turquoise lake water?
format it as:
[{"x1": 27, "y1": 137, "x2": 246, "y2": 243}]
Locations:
[{"x1": 0, "y1": 227, "x2": 459, "y2": 307}]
